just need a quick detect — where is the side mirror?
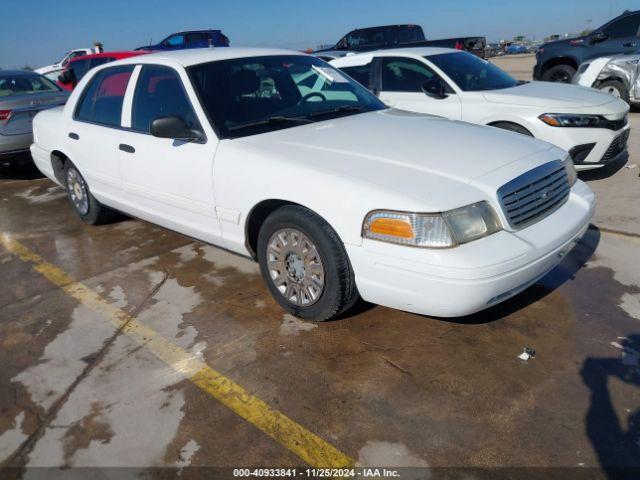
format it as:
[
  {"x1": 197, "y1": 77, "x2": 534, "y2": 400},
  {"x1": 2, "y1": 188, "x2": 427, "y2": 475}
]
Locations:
[
  {"x1": 590, "y1": 32, "x2": 607, "y2": 44},
  {"x1": 150, "y1": 116, "x2": 205, "y2": 143},
  {"x1": 421, "y1": 79, "x2": 448, "y2": 99}
]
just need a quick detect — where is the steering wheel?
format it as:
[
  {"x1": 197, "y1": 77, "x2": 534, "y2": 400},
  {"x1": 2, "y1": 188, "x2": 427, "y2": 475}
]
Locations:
[{"x1": 299, "y1": 92, "x2": 327, "y2": 103}]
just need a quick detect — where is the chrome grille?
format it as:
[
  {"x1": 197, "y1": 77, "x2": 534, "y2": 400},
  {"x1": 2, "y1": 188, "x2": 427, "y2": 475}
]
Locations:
[{"x1": 497, "y1": 160, "x2": 570, "y2": 229}]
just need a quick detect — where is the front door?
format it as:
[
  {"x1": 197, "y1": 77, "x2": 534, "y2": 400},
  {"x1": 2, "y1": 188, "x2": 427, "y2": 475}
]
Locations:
[
  {"x1": 591, "y1": 13, "x2": 640, "y2": 59},
  {"x1": 377, "y1": 56, "x2": 462, "y2": 120},
  {"x1": 118, "y1": 64, "x2": 222, "y2": 243}
]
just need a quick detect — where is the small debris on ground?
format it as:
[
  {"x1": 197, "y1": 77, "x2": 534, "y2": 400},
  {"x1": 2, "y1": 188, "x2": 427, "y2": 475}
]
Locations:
[
  {"x1": 626, "y1": 163, "x2": 637, "y2": 169},
  {"x1": 518, "y1": 347, "x2": 536, "y2": 361}
]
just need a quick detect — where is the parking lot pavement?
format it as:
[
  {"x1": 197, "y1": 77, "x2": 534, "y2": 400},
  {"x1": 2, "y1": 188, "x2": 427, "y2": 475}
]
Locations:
[{"x1": 1, "y1": 105, "x2": 639, "y2": 477}]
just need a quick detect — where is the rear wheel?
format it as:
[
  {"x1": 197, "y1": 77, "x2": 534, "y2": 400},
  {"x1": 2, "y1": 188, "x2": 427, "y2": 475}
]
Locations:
[
  {"x1": 257, "y1": 205, "x2": 359, "y2": 321},
  {"x1": 542, "y1": 64, "x2": 576, "y2": 83},
  {"x1": 64, "y1": 162, "x2": 116, "y2": 225},
  {"x1": 597, "y1": 80, "x2": 630, "y2": 103}
]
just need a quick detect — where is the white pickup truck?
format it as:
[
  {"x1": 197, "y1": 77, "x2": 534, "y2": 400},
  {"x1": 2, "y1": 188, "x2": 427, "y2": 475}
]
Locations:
[{"x1": 30, "y1": 48, "x2": 595, "y2": 321}]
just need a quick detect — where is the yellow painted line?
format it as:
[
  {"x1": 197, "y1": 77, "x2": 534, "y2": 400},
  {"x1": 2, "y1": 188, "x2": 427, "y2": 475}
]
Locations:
[{"x1": 0, "y1": 234, "x2": 354, "y2": 468}]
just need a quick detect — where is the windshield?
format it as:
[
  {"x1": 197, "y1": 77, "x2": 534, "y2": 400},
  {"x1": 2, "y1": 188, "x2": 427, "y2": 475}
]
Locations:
[
  {"x1": 0, "y1": 74, "x2": 61, "y2": 97},
  {"x1": 426, "y1": 52, "x2": 519, "y2": 91},
  {"x1": 188, "y1": 55, "x2": 386, "y2": 138}
]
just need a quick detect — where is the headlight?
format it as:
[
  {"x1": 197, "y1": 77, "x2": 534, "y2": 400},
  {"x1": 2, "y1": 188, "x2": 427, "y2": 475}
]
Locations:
[
  {"x1": 539, "y1": 113, "x2": 606, "y2": 128},
  {"x1": 564, "y1": 155, "x2": 578, "y2": 187},
  {"x1": 362, "y1": 201, "x2": 502, "y2": 248}
]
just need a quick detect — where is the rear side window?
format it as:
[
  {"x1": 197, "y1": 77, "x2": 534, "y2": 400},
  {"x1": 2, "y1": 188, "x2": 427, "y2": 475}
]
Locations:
[
  {"x1": 131, "y1": 65, "x2": 200, "y2": 133},
  {"x1": 186, "y1": 32, "x2": 211, "y2": 47},
  {"x1": 341, "y1": 64, "x2": 372, "y2": 87},
  {"x1": 603, "y1": 14, "x2": 640, "y2": 38},
  {"x1": 76, "y1": 66, "x2": 134, "y2": 127}
]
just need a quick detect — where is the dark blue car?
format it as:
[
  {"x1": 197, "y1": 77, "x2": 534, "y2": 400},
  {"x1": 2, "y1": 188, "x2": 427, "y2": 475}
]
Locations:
[{"x1": 137, "y1": 30, "x2": 230, "y2": 51}]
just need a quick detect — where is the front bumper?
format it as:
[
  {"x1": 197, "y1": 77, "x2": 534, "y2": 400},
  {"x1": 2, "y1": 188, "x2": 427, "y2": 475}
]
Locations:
[
  {"x1": 0, "y1": 132, "x2": 32, "y2": 158},
  {"x1": 346, "y1": 181, "x2": 595, "y2": 317}
]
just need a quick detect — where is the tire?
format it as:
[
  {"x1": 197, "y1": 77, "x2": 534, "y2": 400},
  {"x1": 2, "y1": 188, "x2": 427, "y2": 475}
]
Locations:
[
  {"x1": 597, "y1": 79, "x2": 630, "y2": 103},
  {"x1": 491, "y1": 122, "x2": 534, "y2": 137},
  {"x1": 257, "y1": 205, "x2": 359, "y2": 321},
  {"x1": 541, "y1": 64, "x2": 576, "y2": 83},
  {"x1": 63, "y1": 162, "x2": 116, "y2": 225}
]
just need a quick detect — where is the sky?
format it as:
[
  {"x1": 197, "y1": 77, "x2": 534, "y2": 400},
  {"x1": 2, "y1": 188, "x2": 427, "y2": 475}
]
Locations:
[{"x1": 1, "y1": 0, "x2": 638, "y2": 69}]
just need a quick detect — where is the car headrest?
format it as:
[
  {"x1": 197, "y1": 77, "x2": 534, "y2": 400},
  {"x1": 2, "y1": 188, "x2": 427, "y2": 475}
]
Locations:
[{"x1": 231, "y1": 69, "x2": 259, "y2": 96}]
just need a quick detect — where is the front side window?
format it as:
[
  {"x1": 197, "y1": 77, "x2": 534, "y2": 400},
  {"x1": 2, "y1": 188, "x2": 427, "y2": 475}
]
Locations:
[
  {"x1": 340, "y1": 64, "x2": 372, "y2": 87},
  {"x1": 381, "y1": 57, "x2": 438, "y2": 92},
  {"x1": 188, "y1": 55, "x2": 385, "y2": 138},
  {"x1": 427, "y1": 52, "x2": 519, "y2": 91},
  {"x1": 165, "y1": 34, "x2": 185, "y2": 47},
  {"x1": 76, "y1": 66, "x2": 134, "y2": 126},
  {"x1": 346, "y1": 28, "x2": 392, "y2": 49},
  {"x1": 0, "y1": 74, "x2": 60, "y2": 96},
  {"x1": 602, "y1": 15, "x2": 640, "y2": 38},
  {"x1": 132, "y1": 65, "x2": 200, "y2": 133}
]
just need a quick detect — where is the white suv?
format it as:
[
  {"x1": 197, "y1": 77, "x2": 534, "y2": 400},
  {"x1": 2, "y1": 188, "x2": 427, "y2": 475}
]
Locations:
[{"x1": 31, "y1": 48, "x2": 595, "y2": 321}]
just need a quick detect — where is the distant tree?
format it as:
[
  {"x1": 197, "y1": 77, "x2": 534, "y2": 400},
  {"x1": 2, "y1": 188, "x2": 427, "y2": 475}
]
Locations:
[{"x1": 579, "y1": 29, "x2": 594, "y2": 36}]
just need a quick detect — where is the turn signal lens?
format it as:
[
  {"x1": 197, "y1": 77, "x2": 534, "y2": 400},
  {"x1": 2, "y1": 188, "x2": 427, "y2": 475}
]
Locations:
[
  {"x1": 539, "y1": 114, "x2": 561, "y2": 127},
  {"x1": 0, "y1": 110, "x2": 12, "y2": 121},
  {"x1": 369, "y1": 217, "x2": 414, "y2": 239}
]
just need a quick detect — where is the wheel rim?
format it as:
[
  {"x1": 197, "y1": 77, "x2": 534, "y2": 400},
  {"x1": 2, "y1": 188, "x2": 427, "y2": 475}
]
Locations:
[
  {"x1": 600, "y1": 85, "x2": 621, "y2": 98},
  {"x1": 549, "y1": 71, "x2": 571, "y2": 83},
  {"x1": 266, "y1": 228, "x2": 325, "y2": 307},
  {"x1": 66, "y1": 168, "x2": 89, "y2": 215}
]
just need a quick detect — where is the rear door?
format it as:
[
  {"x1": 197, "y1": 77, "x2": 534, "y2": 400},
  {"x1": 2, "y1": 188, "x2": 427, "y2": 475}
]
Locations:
[
  {"x1": 117, "y1": 64, "x2": 221, "y2": 241},
  {"x1": 377, "y1": 56, "x2": 462, "y2": 119},
  {"x1": 67, "y1": 65, "x2": 135, "y2": 203},
  {"x1": 593, "y1": 14, "x2": 640, "y2": 58}
]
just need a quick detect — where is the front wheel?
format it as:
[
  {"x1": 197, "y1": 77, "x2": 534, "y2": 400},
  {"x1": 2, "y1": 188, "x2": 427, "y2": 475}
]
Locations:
[
  {"x1": 597, "y1": 79, "x2": 630, "y2": 103},
  {"x1": 542, "y1": 64, "x2": 576, "y2": 83},
  {"x1": 257, "y1": 205, "x2": 359, "y2": 321}
]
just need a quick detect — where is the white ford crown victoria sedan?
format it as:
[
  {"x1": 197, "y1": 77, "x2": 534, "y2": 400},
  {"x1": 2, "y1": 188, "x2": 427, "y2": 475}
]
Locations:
[
  {"x1": 331, "y1": 48, "x2": 631, "y2": 171},
  {"x1": 30, "y1": 48, "x2": 595, "y2": 321}
]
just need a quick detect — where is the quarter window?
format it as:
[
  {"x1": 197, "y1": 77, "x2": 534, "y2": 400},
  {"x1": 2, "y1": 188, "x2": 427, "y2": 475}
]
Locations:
[
  {"x1": 76, "y1": 66, "x2": 134, "y2": 127},
  {"x1": 132, "y1": 65, "x2": 200, "y2": 133},
  {"x1": 381, "y1": 58, "x2": 437, "y2": 92}
]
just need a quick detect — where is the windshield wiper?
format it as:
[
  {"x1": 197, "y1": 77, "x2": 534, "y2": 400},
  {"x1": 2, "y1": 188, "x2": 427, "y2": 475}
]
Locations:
[
  {"x1": 308, "y1": 105, "x2": 365, "y2": 118},
  {"x1": 228, "y1": 115, "x2": 314, "y2": 132}
]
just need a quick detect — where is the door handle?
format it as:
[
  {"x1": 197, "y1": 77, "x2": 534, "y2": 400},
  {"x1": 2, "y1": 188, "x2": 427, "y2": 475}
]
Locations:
[
  {"x1": 119, "y1": 144, "x2": 135, "y2": 154},
  {"x1": 68, "y1": 132, "x2": 79, "y2": 140},
  {"x1": 623, "y1": 42, "x2": 637, "y2": 47}
]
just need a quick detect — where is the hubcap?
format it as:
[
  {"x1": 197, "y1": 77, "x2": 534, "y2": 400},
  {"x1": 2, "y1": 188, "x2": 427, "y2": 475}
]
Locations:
[
  {"x1": 66, "y1": 168, "x2": 89, "y2": 215},
  {"x1": 600, "y1": 86, "x2": 621, "y2": 98},
  {"x1": 266, "y1": 228, "x2": 325, "y2": 307}
]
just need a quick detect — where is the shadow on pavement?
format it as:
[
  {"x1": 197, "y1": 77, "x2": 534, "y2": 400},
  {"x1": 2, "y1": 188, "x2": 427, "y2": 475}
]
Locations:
[
  {"x1": 436, "y1": 225, "x2": 600, "y2": 325},
  {"x1": 581, "y1": 334, "x2": 640, "y2": 479},
  {"x1": 0, "y1": 154, "x2": 44, "y2": 181}
]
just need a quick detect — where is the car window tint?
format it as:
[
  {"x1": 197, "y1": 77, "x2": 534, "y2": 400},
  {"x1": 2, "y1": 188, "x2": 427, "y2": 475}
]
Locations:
[
  {"x1": 167, "y1": 34, "x2": 185, "y2": 47},
  {"x1": 340, "y1": 64, "x2": 371, "y2": 87},
  {"x1": 186, "y1": 32, "x2": 211, "y2": 47},
  {"x1": 0, "y1": 74, "x2": 60, "y2": 96},
  {"x1": 132, "y1": 65, "x2": 200, "y2": 133},
  {"x1": 381, "y1": 58, "x2": 436, "y2": 92},
  {"x1": 603, "y1": 15, "x2": 640, "y2": 38},
  {"x1": 76, "y1": 66, "x2": 134, "y2": 126}
]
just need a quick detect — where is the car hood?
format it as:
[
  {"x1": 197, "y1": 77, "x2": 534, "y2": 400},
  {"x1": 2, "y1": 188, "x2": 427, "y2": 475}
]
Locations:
[
  {"x1": 481, "y1": 81, "x2": 618, "y2": 108},
  {"x1": 233, "y1": 109, "x2": 558, "y2": 203}
]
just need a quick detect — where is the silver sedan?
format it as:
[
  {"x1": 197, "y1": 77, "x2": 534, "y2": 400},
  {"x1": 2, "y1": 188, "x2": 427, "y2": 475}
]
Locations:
[{"x1": 0, "y1": 71, "x2": 68, "y2": 160}]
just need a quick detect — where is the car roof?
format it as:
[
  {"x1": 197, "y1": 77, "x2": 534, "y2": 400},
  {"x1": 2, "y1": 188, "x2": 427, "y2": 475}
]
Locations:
[
  {"x1": 329, "y1": 47, "x2": 460, "y2": 67},
  {"x1": 0, "y1": 70, "x2": 44, "y2": 76},
  {"x1": 114, "y1": 47, "x2": 307, "y2": 68},
  {"x1": 70, "y1": 51, "x2": 147, "y2": 63}
]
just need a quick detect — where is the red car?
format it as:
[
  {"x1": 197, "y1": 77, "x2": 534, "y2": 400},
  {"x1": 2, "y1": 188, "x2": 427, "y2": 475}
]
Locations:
[{"x1": 57, "y1": 51, "x2": 149, "y2": 90}]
